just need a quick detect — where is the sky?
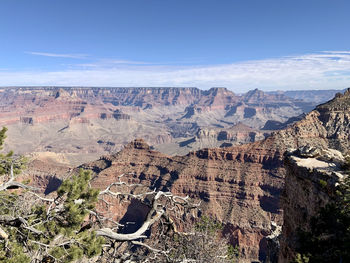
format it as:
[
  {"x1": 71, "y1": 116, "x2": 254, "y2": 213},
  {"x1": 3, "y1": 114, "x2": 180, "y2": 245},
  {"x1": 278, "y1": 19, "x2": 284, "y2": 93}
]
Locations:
[{"x1": 0, "y1": 0, "x2": 350, "y2": 92}]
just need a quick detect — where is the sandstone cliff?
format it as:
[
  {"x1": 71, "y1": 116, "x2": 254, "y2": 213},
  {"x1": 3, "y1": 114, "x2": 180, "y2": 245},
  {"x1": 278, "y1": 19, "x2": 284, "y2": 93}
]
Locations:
[
  {"x1": 276, "y1": 89, "x2": 350, "y2": 262},
  {"x1": 76, "y1": 88, "x2": 350, "y2": 262},
  {"x1": 0, "y1": 86, "x2": 318, "y2": 160},
  {"x1": 7, "y1": 88, "x2": 349, "y2": 262},
  {"x1": 82, "y1": 138, "x2": 285, "y2": 262},
  {"x1": 279, "y1": 147, "x2": 346, "y2": 262}
]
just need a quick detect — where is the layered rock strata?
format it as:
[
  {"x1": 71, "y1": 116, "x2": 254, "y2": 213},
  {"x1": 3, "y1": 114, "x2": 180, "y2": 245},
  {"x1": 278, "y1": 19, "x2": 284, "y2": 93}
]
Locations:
[
  {"x1": 83, "y1": 139, "x2": 285, "y2": 262},
  {"x1": 79, "y1": 89, "x2": 350, "y2": 262},
  {"x1": 279, "y1": 147, "x2": 346, "y2": 262},
  {"x1": 8, "y1": 88, "x2": 350, "y2": 262},
  {"x1": 0, "y1": 86, "x2": 319, "y2": 159}
]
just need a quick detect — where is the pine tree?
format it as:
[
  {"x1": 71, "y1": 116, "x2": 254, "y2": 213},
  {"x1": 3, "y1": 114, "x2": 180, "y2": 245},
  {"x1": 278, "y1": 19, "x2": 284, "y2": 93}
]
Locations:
[
  {"x1": 0, "y1": 127, "x2": 104, "y2": 262},
  {"x1": 0, "y1": 126, "x2": 200, "y2": 262}
]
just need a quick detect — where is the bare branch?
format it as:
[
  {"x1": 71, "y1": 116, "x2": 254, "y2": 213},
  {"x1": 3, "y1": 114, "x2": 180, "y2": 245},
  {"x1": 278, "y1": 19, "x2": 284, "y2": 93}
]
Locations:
[
  {"x1": 27, "y1": 191, "x2": 55, "y2": 202},
  {"x1": 131, "y1": 240, "x2": 171, "y2": 257},
  {"x1": 0, "y1": 215, "x2": 43, "y2": 236},
  {"x1": 0, "y1": 165, "x2": 39, "y2": 191},
  {"x1": 0, "y1": 226, "x2": 8, "y2": 239},
  {"x1": 96, "y1": 190, "x2": 197, "y2": 242},
  {"x1": 96, "y1": 209, "x2": 162, "y2": 241},
  {"x1": 0, "y1": 180, "x2": 39, "y2": 191}
]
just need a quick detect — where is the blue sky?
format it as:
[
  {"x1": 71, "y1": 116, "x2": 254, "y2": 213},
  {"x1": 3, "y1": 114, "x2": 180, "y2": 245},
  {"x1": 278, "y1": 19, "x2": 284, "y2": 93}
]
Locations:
[{"x1": 1, "y1": 0, "x2": 350, "y2": 91}]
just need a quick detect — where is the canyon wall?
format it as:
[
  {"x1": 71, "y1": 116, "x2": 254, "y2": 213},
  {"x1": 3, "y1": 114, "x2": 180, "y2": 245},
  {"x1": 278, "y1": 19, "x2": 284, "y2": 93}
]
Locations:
[
  {"x1": 82, "y1": 138, "x2": 285, "y2": 262},
  {"x1": 6, "y1": 87, "x2": 349, "y2": 262},
  {"x1": 279, "y1": 148, "x2": 346, "y2": 262},
  {"x1": 0, "y1": 86, "x2": 317, "y2": 159},
  {"x1": 79, "y1": 89, "x2": 350, "y2": 262},
  {"x1": 277, "y1": 90, "x2": 350, "y2": 262}
]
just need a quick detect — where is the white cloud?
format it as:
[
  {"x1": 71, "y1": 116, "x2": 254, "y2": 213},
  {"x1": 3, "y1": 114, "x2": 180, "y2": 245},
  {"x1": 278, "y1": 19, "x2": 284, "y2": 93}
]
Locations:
[
  {"x1": 3, "y1": 51, "x2": 350, "y2": 92},
  {"x1": 26, "y1": 51, "x2": 89, "y2": 59},
  {"x1": 75, "y1": 59, "x2": 152, "y2": 68},
  {"x1": 101, "y1": 59, "x2": 150, "y2": 65}
]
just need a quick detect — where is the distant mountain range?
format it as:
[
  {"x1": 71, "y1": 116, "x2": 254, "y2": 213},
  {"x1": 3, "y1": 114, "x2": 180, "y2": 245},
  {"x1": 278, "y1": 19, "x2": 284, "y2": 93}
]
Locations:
[
  {"x1": 267, "y1": 88, "x2": 346, "y2": 103},
  {"x1": 0, "y1": 86, "x2": 343, "y2": 164}
]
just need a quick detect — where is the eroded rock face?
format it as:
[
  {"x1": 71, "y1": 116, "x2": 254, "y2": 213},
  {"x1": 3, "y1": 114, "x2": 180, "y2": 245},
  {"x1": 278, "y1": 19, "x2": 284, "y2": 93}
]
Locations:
[
  {"x1": 6, "y1": 88, "x2": 350, "y2": 262},
  {"x1": 275, "y1": 89, "x2": 350, "y2": 262},
  {"x1": 315, "y1": 89, "x2": 350, "y2": 152},
  {"x1": 274, "y1": 89, "x2": 350, "y2": 153},
  {"x1": 82, "y1": 139, "x2": 285, "y2": 262},
  {"x1": 79, "y1": 89, "x2": 350, "y2": 262},
  {"x1": 0, "y1": 86, "x2": 318, "y2": 159},
  {"x1": 279, "y1": 148, "x2": 346, "y2": 262}
]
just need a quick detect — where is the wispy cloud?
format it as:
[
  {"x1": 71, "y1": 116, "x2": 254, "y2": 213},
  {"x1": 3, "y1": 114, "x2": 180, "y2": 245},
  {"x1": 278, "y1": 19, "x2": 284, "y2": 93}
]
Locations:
[
  {"x1": 4, "y1": 51, "x2": 350, "y2": 91},
  {"x1": 26, "y1": 51, "x2": 89, "y2": 59},
  {"x1": 75, "y1": 59, "x2": 152, "y2": 68},
  {"x1": 102, "y1": 59, "x2": 150, "y2": 65},
  {"x1": 322, "y1": 51, "x2": 350, "y2": 55},
  {"x1": 26, "y1": 52, "x2": 150, "y2": 66}
]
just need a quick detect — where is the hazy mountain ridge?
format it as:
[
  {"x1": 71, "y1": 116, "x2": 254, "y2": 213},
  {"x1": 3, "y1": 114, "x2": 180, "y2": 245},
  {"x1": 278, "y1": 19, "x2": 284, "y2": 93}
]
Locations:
[
  {"x1": 0, "y1": 86, "x2": 339, "y2": 163},
  {"x1": 267, "y1": 89, "x2": 346, "y2": 104}
]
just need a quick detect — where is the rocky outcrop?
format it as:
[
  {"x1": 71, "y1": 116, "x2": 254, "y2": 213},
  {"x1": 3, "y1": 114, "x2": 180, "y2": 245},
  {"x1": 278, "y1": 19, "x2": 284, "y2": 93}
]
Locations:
[
  {"x1": 181, "y1": 105, "x2": 203, "y2": 119},
  {"x1": 274, "y1": 89, "x2": 350, "y2": 261},
  {"x1": 79, "y1": 88, "x2": 350, "y2": 262},
  {"x1": 82, "y1": 138, "x2": 285, "y2": 262},
  {"x1": 262, "y1": 114, "x2": 305, "y2": 131},
  {"x1": 279, "y1": 147, "x2": 346, "y2": 262},
  {"x1": 99, "y1": 111, "x2": 131, "y2": 121},
  {"x1": 272, "y1": 88, "x2": 350, "y2": 153},
  {"x1": 171, "y1": 123, "x2": 269, "y2": 155},
  {"x1": 180, "y1": 124, "x2": 268, "y2": 149},
  {"x1": 315, "y1": 89, "x2": 350, "y2": 152}
]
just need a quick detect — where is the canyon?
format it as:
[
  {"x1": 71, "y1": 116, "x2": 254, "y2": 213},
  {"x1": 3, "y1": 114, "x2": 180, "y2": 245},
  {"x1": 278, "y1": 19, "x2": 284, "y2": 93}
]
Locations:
[
  {"x1": 1, "y1": 86, "x2": 338, "y2": 164},
  {"x1": 1, "y1": 86, "x2": 348, "y2": 262},
  {"x1": 81, "y1": 88, "x2": 350, "y2": 262}
]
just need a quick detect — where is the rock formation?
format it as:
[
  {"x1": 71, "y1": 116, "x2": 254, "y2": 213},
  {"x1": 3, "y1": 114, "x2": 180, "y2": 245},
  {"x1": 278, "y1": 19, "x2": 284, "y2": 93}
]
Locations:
[
  {"x1": 276, "y1": 89, "x2": 350, "y2": 262},
  {"x1": 78, "y1": 88, "x2": 350, "y2": 262},
  {"x1": 0, "y1": 86, "x2": 328, "y2": 162},
  {"x1": 279, "y1": 147, "x2": 346, "y2": 262},
  {"x1": 3, "y1": 87, "x2": 348, "y2": 262},
  {"x1": 82, "y1": 138, "x2": 285, "y2": 262}
]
